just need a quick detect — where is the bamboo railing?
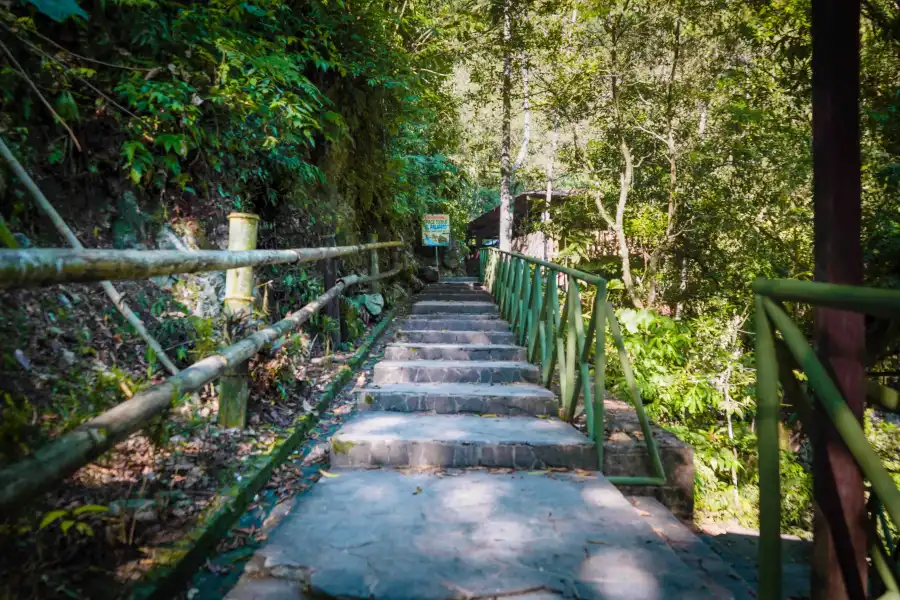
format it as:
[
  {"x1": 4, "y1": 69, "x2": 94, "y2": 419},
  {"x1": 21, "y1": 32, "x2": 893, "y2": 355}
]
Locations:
[
  {"x1": 0, "y1": 240, "x2": 404, "y2": 513},
  {"x1": 753, "y1": 278, "x2": 900, "y2": 598},
  {"x1": 0, "y1": 243, "x2": 401, "y2": 288},
  {"x1": 479, "y1": 247, "x2": 665, "y2": 485}
]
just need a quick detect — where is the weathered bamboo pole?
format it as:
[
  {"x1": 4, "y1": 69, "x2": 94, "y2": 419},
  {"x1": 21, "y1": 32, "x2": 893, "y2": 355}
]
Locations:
[
  {"x1": 323, "y1": 233, "x2": 342, "y2": 348},
  {"x1": 0, "y1": 265, "x2": 402, "y2": 513},
  {"x1": 0, "y1": 136, "x2": 180, "y2": 376},
  {"x1": 219, "y1": 212, "x2": 259, "y2": 429},
  {"x1": 0, "y1": 242, "x2": 405, "y2": 289},
  {"x1": 369, "y1": 233, "x2": 381, "y2": 294}
]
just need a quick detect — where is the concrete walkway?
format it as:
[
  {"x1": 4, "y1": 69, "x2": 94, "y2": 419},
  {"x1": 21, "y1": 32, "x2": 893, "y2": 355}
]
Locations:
[{"x1": 227, "y1": 278, "x2": 753, "y2": 599}]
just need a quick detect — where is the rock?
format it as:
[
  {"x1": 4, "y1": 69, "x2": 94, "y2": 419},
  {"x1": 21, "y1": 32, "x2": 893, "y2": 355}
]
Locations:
[
  {"x1": 112, "y1": 191, "x2": 149, "y2": 249},
  {"x1": 59, "y1": 349, "x2": 76, "y2": 368},
  {"x1": 418, "y1": 265, "x2": 439, "y2": 283},
  {"x1": 13, "y1": 233, "x2": 32, "y2": 248},
  {"x1": 13, "y1": 349, "x2": 30, "y2": 371},
  {"x1": 442, "y1": 245, "x2": 463, "y2": 270}
]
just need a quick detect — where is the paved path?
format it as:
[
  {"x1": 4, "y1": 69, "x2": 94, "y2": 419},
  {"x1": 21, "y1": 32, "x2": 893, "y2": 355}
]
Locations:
[{"x1": 227, "y1": 278, "x2": 753, "y2": 599}]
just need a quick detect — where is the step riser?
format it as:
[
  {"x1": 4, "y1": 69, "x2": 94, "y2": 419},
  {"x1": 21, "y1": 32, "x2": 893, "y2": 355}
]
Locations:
[
  {"x1": 403, "y1": 313, "x2": 500, "y2": 320},
  {"x1": 331, "y1": 440, "x2": 598, "y2": 470},
  {"x1": 401, "y1": 319, "x2": 509, "y2": 331},
  {"x1": 374, "y1": 364, "x2": 539, "y2": 385},
  {"x1": 412, "y1": 303, "x2": 499, "y2": 315},
  {"x1": 384, "y1": 345, "x2": 525, "y2": 361},
  {"x1": 395, "y1": 330, "x2": 516, "y2": 344},
  {"x1": 356, "y1": 391, "x2": 557, "y2": 416},
  {"x1": 423, "y1": 284, "x2": 483, "y2": 291},
  {"x1": 415, "y1": 293, "x2": 494, "y2": 302}
]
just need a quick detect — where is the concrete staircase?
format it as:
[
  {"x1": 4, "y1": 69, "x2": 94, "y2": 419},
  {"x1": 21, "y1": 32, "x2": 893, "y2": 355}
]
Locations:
[{"x1": 227, "y1": 278, "x2": 755, "y2": 600}]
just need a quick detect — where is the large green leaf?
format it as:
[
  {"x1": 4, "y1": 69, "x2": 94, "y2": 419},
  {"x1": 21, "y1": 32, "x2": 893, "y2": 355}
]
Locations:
[
  {"x1": 354, "y1": 293, "x2": 384, "y2": 316},
  {"x1": 28, "y1": 0, "x2": 88, "y2": 22}
]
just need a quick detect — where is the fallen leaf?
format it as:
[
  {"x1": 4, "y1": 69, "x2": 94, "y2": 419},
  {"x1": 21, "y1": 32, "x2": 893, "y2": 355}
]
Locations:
[
  {"x1": 318, "y1": 469, "x2": 340, "y2": 479},
  {"x1": 587, "y1": 539, "x2": 609, "y2": 545},
  {"x1": 413, "y1": 486, "x2": 423, "y2": 495},
  {"x1": 574, "y1": 469, "x2": 595, "y2": 477},
  {"x1": 637, "y1": 510, "x2": 650, "y2": 517},
  {"x1": 527, "y1": 470, "x2": 549, "y2": 475}
]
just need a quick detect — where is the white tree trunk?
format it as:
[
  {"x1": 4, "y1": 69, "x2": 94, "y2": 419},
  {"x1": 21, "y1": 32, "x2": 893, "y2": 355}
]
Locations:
[
  {"x1": 542, "y1": 117, "x2": 558, "y2": 261},
  {"x1": 513, "y1": 53, "x2": 531, "y2": 172},
  {"x1": 499, "y1": 0, "x2": 513, "y2": 252}
]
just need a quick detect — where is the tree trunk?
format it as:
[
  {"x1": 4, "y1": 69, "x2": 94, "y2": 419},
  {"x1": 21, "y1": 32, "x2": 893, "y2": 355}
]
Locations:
[
  {"x1": 542, "y1": 117, "x2": 558, "y2": 261},
  {"x1": 498, "y1": 0, "x2": 513, "y2": 252},
  {"x1": 614, "y1": 141, "x2": 642, "y2": 308},
  {"x1": 513, "y1": 52, "x2": 531, "y2": 172},
  {"x1": 810, "y1": 0, "x2": 866, "y2": 598},
  {"x1": 642, "y1": 16, "x2": 681, "y2": 308}
]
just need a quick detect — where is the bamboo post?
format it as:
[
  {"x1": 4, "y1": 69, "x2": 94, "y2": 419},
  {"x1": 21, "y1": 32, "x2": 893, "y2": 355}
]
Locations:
[
  {"x1": 323, "y1": 234, "x2": 341, "y2": 349},
  {"x1": 219, "y1": 212, "x2": 258, "y2": 428},
  {"x1": 369, "y1": 233, "x2": 380, "y2": 294}
]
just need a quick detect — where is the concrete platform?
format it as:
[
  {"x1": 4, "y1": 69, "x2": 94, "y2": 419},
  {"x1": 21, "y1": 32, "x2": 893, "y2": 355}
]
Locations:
[
  {"x1": 229, "y1": 470, "x2": 722, "y2": 599},
  {"x1": 373, "y1": 359, "x2": 539, "y2": 384},
  {"x1": 629, "y1": 497, "x2": 754, "y2": 600},
  {"x1": 395, "y1": 329, "x2": 517, "y2": 344},
  {"x1": 401, "y1": 318, "x2": 510, "y2": 331},
  {"x1": 356, "y1": 382, "x2": 558, "y2": 416},
  {"x1": 412, "y1": 301, "x2": 500, "y2": 315},
  {"x1": 384, "y1": 342, "x2": 526, "y2": 361},
  {"x1": 329, "y1": 412, "x2": 597, "y2": 469}
]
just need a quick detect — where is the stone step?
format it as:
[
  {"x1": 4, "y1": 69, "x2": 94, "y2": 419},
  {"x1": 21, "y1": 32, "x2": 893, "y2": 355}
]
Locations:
[
  {"x1": 415, "y1": 292, "x2": 494, "y2": 302},
  {"x1": 401, "y1": 318, "x2": 509, "y2": 331},
  {"x1": 373, "y1": 360, "x2": 539, "y2": 385},
  {"x1": 356, "y1": 382, "x2": 557, "y2": 416},
  {"x1": 411, "y1": 301, "x2": 499, "y2": 315},
  {"x1": 630, "y1": 497, "x2": 755, "y2": 600},
  {"x1": 404, "y1": 313, "x2": 500, "y2": 321},
  {"x1": 423, "y1": 282, "x2": 483, "y2": 291},
  {"x1": 330, "y1": 413, "x2": 597, "y2": 469},
  {"x1": 439, "y1": 276, "x2": 480, "y2": 283},
  {"x1": 384, "y1": 342, "x2": 525, "y2": 361},
  {"x1": 228, "y1": 470, "x2": 721, "y2": 600},
  {"x1": 395, "y1": 329, "x2": 517, "y2": 344}
]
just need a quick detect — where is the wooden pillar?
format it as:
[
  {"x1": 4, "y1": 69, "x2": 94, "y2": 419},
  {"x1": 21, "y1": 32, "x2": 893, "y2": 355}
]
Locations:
[
  {"x1": 219, "y1": 212, "x2": 259, "y2": 428},
  {"x1": 323, "y1": 233, "x2": 341, "y2": 349},
  {"x1": 810, "y1": 0, "x2": 867, "y2": 598},
  {"x1": 369, "y1": 233, "x2": 381, "y2": 294}
]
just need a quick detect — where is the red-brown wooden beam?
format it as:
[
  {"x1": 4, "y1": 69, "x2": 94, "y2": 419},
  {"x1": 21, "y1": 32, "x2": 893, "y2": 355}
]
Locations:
[{"x1": 811, "y1": 0, "x2": 867, "y2": 598}]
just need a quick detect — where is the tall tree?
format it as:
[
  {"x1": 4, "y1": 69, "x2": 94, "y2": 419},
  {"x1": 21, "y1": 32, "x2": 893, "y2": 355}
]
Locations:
[{"x1": 499, "y1": 0, "x2": 514, "y2": 250}]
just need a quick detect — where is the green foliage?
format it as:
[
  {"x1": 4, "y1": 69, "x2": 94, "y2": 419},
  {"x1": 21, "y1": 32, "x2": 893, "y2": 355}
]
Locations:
[
  {"x1": 26, "y1": 0, "x2": 88, "y2": 23},
  {"x1": 38, "y1": 503, "x2": 107, "y2": 538},
  {"x1": 2, "y1": 0, "x2": 471, "y2": 241}
]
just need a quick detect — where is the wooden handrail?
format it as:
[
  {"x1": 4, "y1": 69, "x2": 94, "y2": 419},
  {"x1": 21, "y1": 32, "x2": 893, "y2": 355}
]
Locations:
[{"x1": 0, "y1": 242, "x2": 403, "y2": 289}]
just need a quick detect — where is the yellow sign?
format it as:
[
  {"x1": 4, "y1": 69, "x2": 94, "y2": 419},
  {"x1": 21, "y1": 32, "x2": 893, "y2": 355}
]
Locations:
[{"x1": 422, "y1": 214, "x2": 450, "y2": 246}]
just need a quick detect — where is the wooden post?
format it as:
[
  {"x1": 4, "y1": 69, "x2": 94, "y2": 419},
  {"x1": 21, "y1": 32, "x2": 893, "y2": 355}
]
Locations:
[
  {"x1": 369, "y1": 233, "x2": 381, "y2": 294},
  {"x1": 219, "y1": 212, "x2": 259, "y2": 428},
  {"x1": 323, "y1": 233, "x2": 341, "y2": 349},
  {"x1": 810, "y1": 0, "x2": 867, "y2": 598},
  {"x1": 435, "y1": 246, "x2": 440, "y2": 282}
]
